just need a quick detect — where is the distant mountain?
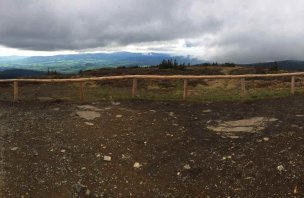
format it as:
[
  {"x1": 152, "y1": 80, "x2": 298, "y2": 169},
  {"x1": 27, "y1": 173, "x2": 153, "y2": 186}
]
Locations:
[
  {"x1": 244, "y1": 60, "x2": 304, "y2": 71},
  {"x1": 0, "y1": 69, "x2": 46, "y2": 79},
  {"x1": 0, "y1": 52, "x2": 200, "y2": 74}
]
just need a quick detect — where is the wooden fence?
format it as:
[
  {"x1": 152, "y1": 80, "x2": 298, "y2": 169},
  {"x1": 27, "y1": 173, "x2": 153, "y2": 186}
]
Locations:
[{"x1": 1, "y1": 72, "x2": 304, "y2": 102}]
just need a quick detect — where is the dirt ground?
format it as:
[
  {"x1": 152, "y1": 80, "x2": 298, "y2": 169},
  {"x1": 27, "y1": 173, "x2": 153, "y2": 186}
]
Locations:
[{"x1": 0, "y1": 96, "x2": 304, "y2": 197}]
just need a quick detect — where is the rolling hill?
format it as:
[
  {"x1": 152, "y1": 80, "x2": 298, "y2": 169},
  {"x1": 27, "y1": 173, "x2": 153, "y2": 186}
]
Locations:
[{"x1": 0, "y1": 52, "x2": 200, "y2": 74}]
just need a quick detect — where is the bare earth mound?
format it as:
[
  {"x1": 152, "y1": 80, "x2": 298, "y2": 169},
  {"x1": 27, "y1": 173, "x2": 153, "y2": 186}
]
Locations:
[{"x1": 0, "y1": 96, "x2": 304, "y2": 197}]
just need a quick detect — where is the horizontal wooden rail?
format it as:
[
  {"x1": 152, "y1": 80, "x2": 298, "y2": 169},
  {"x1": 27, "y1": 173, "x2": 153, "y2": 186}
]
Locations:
[
  {"x1": 0, "y1": 72, "x2": 304, "y2": 83},
  {"x1": 2, "y1": 72, "x2": 303, "y2": 102}
]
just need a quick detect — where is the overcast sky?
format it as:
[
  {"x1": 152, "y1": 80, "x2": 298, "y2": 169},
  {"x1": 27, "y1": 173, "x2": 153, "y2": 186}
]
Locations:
[{"x1": 0, "y1": 0, "x2": 304, "y2": 63}]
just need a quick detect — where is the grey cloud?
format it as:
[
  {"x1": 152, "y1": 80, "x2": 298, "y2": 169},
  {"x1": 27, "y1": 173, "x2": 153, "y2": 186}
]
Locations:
[
  {"x1": 0, "y1": 0, "x2": 221, "y2": 51},
  {"x1": 1, "y1": 0, "x2": 304, "y2": 63}
]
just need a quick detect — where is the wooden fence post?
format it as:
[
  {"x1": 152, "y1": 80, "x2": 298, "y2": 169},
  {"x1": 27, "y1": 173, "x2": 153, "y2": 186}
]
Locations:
[
  {"x1": 291, "y1": 76, "x2": 295, "y2": 95},
  {"x1": 13, "y1": 81, "x2": 18, "y2": 102},
  {"x1": 79, "y1": 81, "x2": 84, "y2": 102},
  {"x1": 241, "y1": 78, "x2": 246, "y2": 95},
  {"x1": 132, "y1": 78, "x2": 138, "y2": 98},
  {"x1": 183, "y1": 79, "x2": 188, "y2": 100}
]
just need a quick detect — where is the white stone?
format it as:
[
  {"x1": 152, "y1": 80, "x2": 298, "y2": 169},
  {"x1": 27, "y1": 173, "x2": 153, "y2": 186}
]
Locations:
[
  {"x1": 263, "y1": 137, "x2": 270, "y2": 141},
  {"x1": 277, "y1": 165, "x2": 285, "y2": 172},
  {"x1": 133, "y1": 162, "x2": 142, "y2": 168},
  {"x1": 207, "y1": 117, "x2": 278, "y2": 137},
  {"x1": 76, "y1": 111, "x2": 100, "y2": 120},
  {"x1": 183, "y1": 164, "x2": 191, "y2": 170},
  {"x1": 85, "y1": 122, "x2": 94, "y2": 126},
  {"x1": 116, "y1": 115, "x2": 123, "y2": 118},
  {"x1": 61, "y1": 149, "x2": 66, "y2": 153},
  {"x1": 103, "y1": 156, "x2": 111, "y2": 162},
  {"x1": 85, "y1": 189, "x2": 91, "y2": 196},
  {"x1": 11, "y1": 147, "x2": 18, "y2": 151}
]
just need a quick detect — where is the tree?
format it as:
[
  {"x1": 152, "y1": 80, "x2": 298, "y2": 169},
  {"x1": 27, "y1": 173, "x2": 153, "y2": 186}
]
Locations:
[{"x1": 269, "y1": 62, "x2": 279, "y2": 71}]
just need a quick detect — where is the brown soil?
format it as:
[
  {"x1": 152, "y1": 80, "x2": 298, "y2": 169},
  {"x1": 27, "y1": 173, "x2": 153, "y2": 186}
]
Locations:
[{"x1": 0, "y1": 96, "x2": 304, "y2": 197}]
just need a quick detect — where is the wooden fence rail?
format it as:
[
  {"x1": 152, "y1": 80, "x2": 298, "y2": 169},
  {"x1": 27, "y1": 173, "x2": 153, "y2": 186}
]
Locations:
[{"x1": 1, "y1": 72, "x2": 303, "y2": 102}]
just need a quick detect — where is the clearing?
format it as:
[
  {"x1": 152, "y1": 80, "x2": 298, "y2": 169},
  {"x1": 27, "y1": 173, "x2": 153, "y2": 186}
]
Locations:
[{"x1": 0, "y1": 96, "x2": 303, "y2": 197}]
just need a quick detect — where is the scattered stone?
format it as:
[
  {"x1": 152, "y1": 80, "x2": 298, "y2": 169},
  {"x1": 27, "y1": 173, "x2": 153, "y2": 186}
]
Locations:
[
  {"x1": 296, "y1": 115, "x2": 304, "y2": 117},
  {"x1": 76, "y1": 111, "x2": 101, "y2": 120},
  {"x1": 85, "y1": 122, "x2": 94, "y2": 126},
  {"x1": 223, "y1": 156, "x2": 232, "y2": 160},
  {"x1": 169, "y1": 112, "x2": 175, "y2": 117},
  {"x1": 77, "y1": 105, "x2": 101, "y2": 111},
  {"x1": 11, "y1": 147, "x2": 18, "y2": 151},
  {"x1": 52, "y1": 107, "x2": 60, "y2": 111},
  {"x1": 149, "y1": 110, "x2": 156, "y2": 113},
  {"x1": 263, "y1": 137, "x2": 270, "y2": 141},
  {"x1": 81, "y1": 167, "x2": 86, "y2": 170},
  {"x1": 85, "y1": 189, "x2": 91, "y2": 197},
  {"x1": 177, "y1": 172, "x2": 181, "y2": 176},
  {"x1": 111, "y1": 101, "x2": 120, "y2": 106},
  {"x1": 133, "y1": 162, "x2": 142, "y2": 168},
  {"x1": 60, "y1": 149, "x2": 66, "y2": 153},
  {"x1": 116, "y1": 115, "x2": 123, "y2": 118},
  {"x1": 33, "y1": 149, "x2": 39, "y2": 156},
  {"x1": 104, "y1": 156, "x2": 111, "y2": 162},
  {"x1": 203, "y1": 109, "x2": 212, "y2": 113},
  {"x1": 277, "y1": 165, "x2": 285, "y2": 172},
  {"x1": 207, "y1": 117, "x2": 278, "y2": 138},
  {"x1": 183, "y1": 164, "x2": 191, "y2": 170},
  {"x1": 269, "y1": 118, "x2": 278, "y2": 122}
]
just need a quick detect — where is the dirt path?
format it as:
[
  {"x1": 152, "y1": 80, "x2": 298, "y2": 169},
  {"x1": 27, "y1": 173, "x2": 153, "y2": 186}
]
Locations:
[{"x1": 0, "y1": 96, "x2": 304, "y2": 197}]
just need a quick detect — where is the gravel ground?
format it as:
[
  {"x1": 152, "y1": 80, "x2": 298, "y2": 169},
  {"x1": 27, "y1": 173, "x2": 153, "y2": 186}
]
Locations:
[{"x1": 0, "y1": 96, "x2": 304, "y2": 197}]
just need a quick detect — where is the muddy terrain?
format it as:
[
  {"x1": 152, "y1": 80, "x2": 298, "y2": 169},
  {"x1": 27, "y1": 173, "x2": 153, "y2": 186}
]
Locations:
[{"x1": 0, "y1": 96, "x2": 303, "y2": 197}]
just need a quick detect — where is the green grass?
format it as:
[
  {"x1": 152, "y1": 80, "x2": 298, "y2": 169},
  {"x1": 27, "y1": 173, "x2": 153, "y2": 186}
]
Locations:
[{"x1": 1, "y1": 82, "x2": 303, "y2": 103}]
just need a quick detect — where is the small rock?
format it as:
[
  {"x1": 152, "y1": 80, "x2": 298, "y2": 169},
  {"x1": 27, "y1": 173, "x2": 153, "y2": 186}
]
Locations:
[
  {"x1": 104, "y1": 156, "x2": 111, "y2": 161},
  {"x1": 85, "y1": 122, "x2": 94, "y2": 126},
  {"x1": 183, "y1": 164, "x2": 191, "y2": 170},
  {"x1": 277, "y1": 165, "x2": 285, "y2": 172},
  {"x1": 111, "y1": 101, "x2": 120, "y2": 106},
  {"x1": 116, "y1": 115, "x2": 123, "y2": 118},
  {"x1": 203, "y1": 109, "x2": 212, "y2": 113},
  {"x1": 76, "y1": 111, "x2": 101, "y2": 120},
  {"x1": 11, "y1": 147, "x2": 18, "y2": 151},
  {"x1": 60, "y1": 149, "x2": 66, "y2": 153},
  {"x1": 33, "y1": 149, "x2": 39, "y2": 156},
  {"x1": 133, "y1": 162, "x2": 142, "y2": 168},
  {"x1": 81, "y1": 167, "x2": 86, "y2": 170},
  {"x1": 263, "y1": 137, "x2": 270, "y2": 141},
  {"x1": 85, "y1": 189, "x2": 91, "y2": 197}
]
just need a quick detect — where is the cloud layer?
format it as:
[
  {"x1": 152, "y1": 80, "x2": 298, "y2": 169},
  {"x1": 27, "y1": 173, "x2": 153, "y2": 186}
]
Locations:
[{"x1": 0, "y1": 0, "x2": 304, "y2": 62}]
